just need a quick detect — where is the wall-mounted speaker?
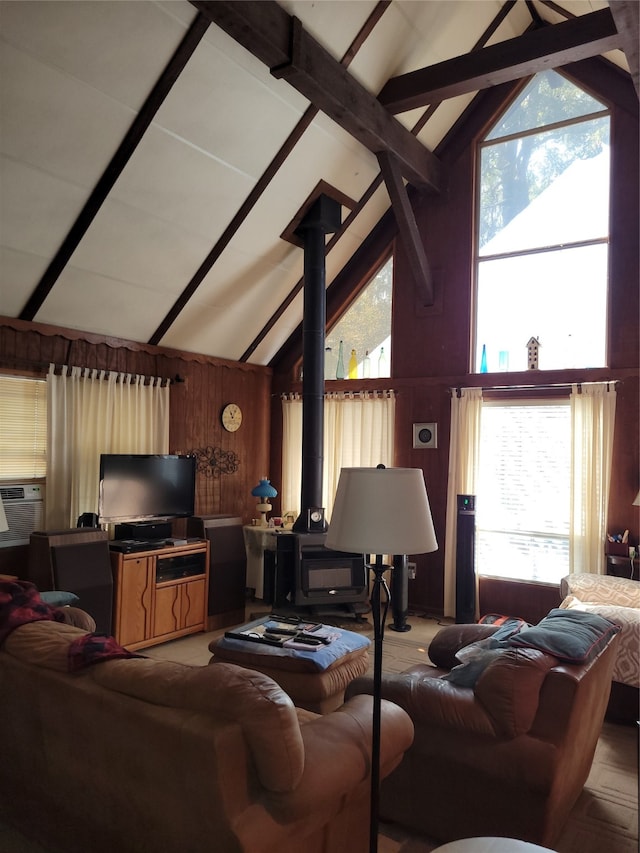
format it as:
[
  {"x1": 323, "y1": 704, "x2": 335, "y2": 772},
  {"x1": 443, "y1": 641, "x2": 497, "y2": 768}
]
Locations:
[{"x1": 413, "y1": 422, "x2": 438, "y2": 449}]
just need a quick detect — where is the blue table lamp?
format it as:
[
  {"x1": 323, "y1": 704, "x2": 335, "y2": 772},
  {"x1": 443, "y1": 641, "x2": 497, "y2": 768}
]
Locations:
[{"x1": 251, "y1": 478, "x2": 278, "y2": 526}]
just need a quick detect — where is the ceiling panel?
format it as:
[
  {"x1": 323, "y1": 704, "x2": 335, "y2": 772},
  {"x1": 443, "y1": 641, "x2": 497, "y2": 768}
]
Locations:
[
  {"x1": 37, "y1": 265, "x2": 179, "y2": 342},
  {"x1": 107, "y1": 124, "x2": 256, "y2": 241},
  {"x1": 152, "y1": 32, "x2": 308, "y2": 178},
  {"x1": 0, "y1": 0, "x2": 195, "y2": 111}
]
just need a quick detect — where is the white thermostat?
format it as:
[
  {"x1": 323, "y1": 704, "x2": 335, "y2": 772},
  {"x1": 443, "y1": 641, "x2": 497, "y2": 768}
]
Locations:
[{"x1": 413, "y1": 422, "x2": 438, "y2": 449}]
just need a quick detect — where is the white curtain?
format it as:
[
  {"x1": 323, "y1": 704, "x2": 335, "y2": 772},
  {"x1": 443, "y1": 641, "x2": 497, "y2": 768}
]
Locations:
[
  {"x1": 570, "y1": 381, "x2": 617, "y2": 575},
  {"x1": 443, "y1": 387, "x2": 483, "y2": 619},
  {"x1": 46, "y1": 365, "x2": 170, "y2": 528},
  {"x1": 281, "y1": 390, "x2": 396, "y2": 521}
]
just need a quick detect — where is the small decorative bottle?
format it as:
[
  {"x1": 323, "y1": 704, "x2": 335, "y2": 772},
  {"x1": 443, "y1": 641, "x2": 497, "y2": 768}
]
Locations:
[
  {"x1": 348, "y1": 348, "x2": 358, "y2": 379},
  {"x1": 336, "y1": 340, "x2": 345, "y2": 379},
  {"x1": 378, "y1": 346, "x2": 387, "y2": 377},
  {"x1": 480, "y1": 344, "x2": 488, "y2": 373},
  {"x1": 363, "y1": 350, "x2": 371, "y2": 379}
]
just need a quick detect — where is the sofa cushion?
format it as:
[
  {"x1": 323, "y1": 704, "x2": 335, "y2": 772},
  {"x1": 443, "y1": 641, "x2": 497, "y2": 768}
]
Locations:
[
  {"x1": 3, "y1": 619, "x2": 88, "y2": 672},
  {"x1": 93, "y1": 657, "x2": 306, "y2": 793},
  {"x1": 508, "y1": 607, "x2": 619, "y2": 663}
]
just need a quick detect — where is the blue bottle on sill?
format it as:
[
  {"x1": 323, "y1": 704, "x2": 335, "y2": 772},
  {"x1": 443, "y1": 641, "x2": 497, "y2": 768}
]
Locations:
[{"x1": 480, "y1": 344, "x2": 488, "y2": 373}]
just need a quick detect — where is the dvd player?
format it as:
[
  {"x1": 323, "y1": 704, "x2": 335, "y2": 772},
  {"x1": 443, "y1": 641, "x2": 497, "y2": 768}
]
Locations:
[{"x1": 109, "y1": 539, "x2": 167, "y2": 553}]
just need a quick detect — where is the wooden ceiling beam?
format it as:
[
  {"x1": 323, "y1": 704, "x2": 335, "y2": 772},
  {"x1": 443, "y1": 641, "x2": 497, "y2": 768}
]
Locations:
[
  {"x1": 609, "y1": 1, "x2": 639, "y2": 97},
  {"x1": 191, "y1": 0, "x2": 441, "y2": 191},
  {"x1": 379, "y1": 7, "x2": 622, "y2": 113},
  {"x1": 377, "y1": 151, "x2": 433, "y2": 305}
]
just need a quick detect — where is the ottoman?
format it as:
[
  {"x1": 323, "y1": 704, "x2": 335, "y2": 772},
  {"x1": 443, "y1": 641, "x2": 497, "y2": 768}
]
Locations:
[{"x1": 209, "y1": 617, "x2": 370, "y2": 713}]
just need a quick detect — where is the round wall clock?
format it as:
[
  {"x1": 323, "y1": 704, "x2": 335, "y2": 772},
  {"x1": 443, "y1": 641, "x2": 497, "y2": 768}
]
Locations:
[{"x1": 221, "y1": 403, "x2": 242, "y2": 432}]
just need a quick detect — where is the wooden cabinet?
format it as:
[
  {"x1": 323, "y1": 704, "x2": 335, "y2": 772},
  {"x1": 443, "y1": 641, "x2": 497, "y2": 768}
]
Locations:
[
  {"x1": 607, "y1": 554, "x2": 639, "y2": 581},
  {"x1": 110, "y1": 541, "x2": 209, "y2": 651}
]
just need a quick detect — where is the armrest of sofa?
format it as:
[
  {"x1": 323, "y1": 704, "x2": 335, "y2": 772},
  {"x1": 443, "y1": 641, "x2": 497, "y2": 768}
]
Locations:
[
  {"x1": 266, "y1": 694, "x2": 414, "y2": 820},
  {"x1": 235, "y1": 694, "x2": 414, "y2": 852},
  {"x1": 428, "y1": 623, "x2": 499, "y2": 670},
  {"x1": 561, "y1": 573, "x2": 640, "y2": 608}
]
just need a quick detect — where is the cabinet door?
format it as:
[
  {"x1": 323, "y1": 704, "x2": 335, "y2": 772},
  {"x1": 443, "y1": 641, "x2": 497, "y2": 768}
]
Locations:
[
  {"x1": 117, "y1": 557, "x2": 153, "y2": 647},
  {"x1": 154, "y1": 579, "x2": 206, "y2": 637},
  {"x1": 154, "y1": 584, "x2": 182, "y2": 637},
  {"x1": 181, "y1": 578, "x2": 206, "y2": 630}
]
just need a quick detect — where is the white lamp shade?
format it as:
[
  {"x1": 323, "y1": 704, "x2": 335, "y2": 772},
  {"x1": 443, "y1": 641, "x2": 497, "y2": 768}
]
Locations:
[
  {"x1": 326, "y1": 467, "x2": 438, "y2": 556},
  {"x1": 0, "y1": 497, "x2": 8, "y2": 534},
  {"x1": 633, "y1": 490, "x2": 640, "y2": 507}
]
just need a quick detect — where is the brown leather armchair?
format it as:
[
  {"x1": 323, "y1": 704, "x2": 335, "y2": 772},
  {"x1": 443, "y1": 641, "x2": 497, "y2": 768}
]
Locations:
[{"x1": 345, "y1": 619, "x2": 619, "y2": 847}]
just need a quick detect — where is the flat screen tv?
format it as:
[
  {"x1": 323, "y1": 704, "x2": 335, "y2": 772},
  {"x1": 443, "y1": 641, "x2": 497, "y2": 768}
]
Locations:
[{"x1": 98, "y1": 454, "x2": 196, "y2": 524}]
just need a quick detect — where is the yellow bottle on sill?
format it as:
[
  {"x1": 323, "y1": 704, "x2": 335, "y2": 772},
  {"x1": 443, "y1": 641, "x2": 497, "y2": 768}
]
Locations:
[{"x1": 348, "y1": 348, "x2": 358, "y2": 379}]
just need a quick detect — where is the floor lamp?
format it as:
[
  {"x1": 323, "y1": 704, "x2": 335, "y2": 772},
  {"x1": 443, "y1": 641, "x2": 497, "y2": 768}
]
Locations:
[{"x1": 326, "y1": 466, "x2": 438, "y2": 853}]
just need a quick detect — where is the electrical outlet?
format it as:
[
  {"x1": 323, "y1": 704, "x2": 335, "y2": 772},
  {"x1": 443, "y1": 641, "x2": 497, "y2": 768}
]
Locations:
[{"x1": 407, "y1": 562, "x2": 417, "y2": 580}]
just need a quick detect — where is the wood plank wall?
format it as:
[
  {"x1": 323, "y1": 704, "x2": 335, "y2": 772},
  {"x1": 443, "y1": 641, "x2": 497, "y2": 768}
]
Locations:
[
  {"x1": 271, "y1": 61, "x2": 639, "y2": 623},
  {"x1": 0, "y1": 317, "x2": 272, "y2": 575}
]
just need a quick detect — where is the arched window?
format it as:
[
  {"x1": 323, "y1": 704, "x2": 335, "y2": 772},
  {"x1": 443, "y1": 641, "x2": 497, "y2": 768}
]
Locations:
[{"x1": 474, "y1": 70, "x2": 610, "y2": 373}]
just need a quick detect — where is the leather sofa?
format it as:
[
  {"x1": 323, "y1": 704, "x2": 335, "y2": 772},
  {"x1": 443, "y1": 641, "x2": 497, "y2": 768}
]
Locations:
[
  {"x1": 0, "y1": 614, "x2": 414, "y2": 853},
  {"x1": 346, "y1": 614, "x2": 619, "y2": 848}
]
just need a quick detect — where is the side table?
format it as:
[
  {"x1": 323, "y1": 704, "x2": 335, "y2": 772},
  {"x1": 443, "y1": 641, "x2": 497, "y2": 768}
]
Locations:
[{"x1": 242, "y1": 526, "x2": 277, "y2": 599}]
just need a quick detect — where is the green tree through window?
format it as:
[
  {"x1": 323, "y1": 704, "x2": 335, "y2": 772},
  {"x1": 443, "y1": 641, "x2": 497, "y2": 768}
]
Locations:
[{"x1": 475, "y1": 70, "x2": 610, "y2": 372}]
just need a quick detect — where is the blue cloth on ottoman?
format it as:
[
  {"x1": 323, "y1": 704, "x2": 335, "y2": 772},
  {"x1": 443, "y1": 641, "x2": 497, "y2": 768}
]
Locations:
[{"x1": 216, "y1": 617, "x2": 370, "y2": 672}]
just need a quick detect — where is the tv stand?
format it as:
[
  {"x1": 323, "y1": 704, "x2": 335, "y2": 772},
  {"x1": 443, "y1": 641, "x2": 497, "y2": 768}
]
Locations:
[{"x1": 110, "y1": 539, "x2": 209, "y2": 651}]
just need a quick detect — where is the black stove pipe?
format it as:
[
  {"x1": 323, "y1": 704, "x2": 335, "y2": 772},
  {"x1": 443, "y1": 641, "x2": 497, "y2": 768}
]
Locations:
[{"x1": 293, "y1": 195, "x2": 341, "y2": 533}]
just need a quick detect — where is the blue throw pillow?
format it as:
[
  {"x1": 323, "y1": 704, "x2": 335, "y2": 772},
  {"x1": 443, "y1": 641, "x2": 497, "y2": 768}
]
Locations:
[
  {"x1": 40, "y1": 590, "x2": 80, "y2": 608},
  {"x1": 508, "y1": 607, "x2": 619, "y2": 663}
]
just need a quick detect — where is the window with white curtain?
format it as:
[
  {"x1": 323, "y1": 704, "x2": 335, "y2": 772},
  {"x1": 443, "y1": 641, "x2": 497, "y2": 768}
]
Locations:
[
  {"x1": 0, "y1": 375, "x2": 47, "y2": 480},
  {"x1": 46, "y1": 366, "x2": 170, "y2": 528},
  {"x1": 281, "y1": 390, "x2": 395, "y2": 520},
  {"x1": 444, "y1": 382, "x2": 616, "y2": 616}
]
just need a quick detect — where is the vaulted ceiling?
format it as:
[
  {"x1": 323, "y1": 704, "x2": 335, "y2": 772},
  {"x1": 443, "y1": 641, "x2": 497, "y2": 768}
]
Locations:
[{"x1": 1, "y1": 1, "x2": 636, "y2": 366}]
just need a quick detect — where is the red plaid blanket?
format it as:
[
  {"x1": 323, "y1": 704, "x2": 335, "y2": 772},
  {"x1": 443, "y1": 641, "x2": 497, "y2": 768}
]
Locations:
[
  {"x1": 0, "y1": 579, "x2": 65, "y2": 644},
  {"x1": 0, "y1": 579, "x2": 141, "y2": 670}
]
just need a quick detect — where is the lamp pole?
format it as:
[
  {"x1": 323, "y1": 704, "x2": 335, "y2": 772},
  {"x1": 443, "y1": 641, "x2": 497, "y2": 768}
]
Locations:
[{"x1": 369, "y1": 553, "x2": 390, "y2": 853}]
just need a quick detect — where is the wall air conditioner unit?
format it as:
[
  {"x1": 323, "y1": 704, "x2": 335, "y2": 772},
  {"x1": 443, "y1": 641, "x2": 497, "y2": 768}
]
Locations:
[{"x1": 0, "y1": 484, "x2": 45, "y2": 548}]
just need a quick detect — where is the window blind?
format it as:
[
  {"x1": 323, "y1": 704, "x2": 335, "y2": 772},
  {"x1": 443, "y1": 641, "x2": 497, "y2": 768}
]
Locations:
[
  {"x1": 0, "y1": 376, "x2": 47, "y2": 480},
  {"x1": 476, "y1": 399, "x2": 571, "y2": 583}
]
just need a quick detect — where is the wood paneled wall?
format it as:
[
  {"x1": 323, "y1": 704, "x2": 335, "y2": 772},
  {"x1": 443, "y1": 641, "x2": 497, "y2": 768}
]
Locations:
[
  {"x1": 272, "y1": 60, "x2": 639, "y2": 619},
  {"x1": 0, "y1": 317, "x2": 272, "y2": 531}
]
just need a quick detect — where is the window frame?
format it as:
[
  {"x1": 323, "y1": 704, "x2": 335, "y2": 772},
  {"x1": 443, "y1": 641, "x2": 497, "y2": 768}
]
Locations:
[
  {"x1": 475, "y1": 394, "x2": 572, "y2": 585},
  {"x1": 471, "y1": 71, "x2": 612, "y2": 374}
]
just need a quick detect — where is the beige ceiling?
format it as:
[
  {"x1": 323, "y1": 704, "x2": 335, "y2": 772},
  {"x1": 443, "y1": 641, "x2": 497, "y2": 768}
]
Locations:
[{"x1": 0, "y1": 0, "x2": 631, "y2": 365}]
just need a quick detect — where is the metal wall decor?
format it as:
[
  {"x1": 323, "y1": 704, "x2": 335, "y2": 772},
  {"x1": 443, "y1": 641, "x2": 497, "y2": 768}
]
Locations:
[{"x1": 189, "y1": 446, "x2": 240, "y2": 477}]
